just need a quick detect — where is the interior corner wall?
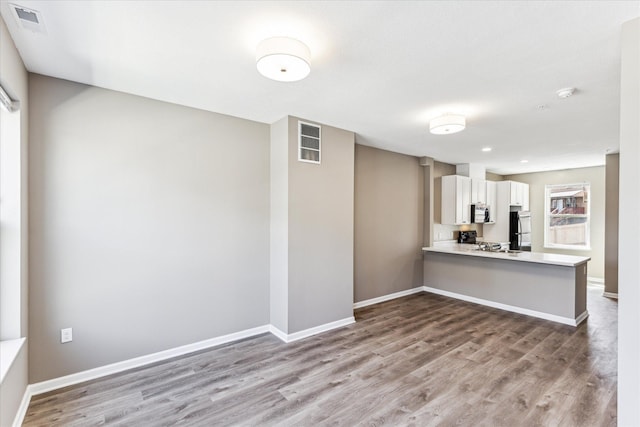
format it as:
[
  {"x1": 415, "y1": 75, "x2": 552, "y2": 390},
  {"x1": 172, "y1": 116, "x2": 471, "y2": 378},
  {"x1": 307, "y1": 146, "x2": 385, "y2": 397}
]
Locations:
[
  {"x1": 354, "y1": 145, "x2": 424, "y2": 303},
  {"x1": 28, "y1": 74, "x2": 271, "y2": 383},
  {"x1": 604, "y1": 153, "x2": 619, "y2": 294},
  {"x1": 504, "y1": 166, "x2": 606, "y2": 279},
  {"x1": 269, "y1": 117, "x2": 289, "y2": 333},
  {"x1": 0, "y1": 15, "x2": 29, "y2": 427},
  {"x1": 286, "y1": 117, "x2": 354, "y2": 333},
  {"x1": 618, "y1": 16, "x2": 640, "y2": 427}
]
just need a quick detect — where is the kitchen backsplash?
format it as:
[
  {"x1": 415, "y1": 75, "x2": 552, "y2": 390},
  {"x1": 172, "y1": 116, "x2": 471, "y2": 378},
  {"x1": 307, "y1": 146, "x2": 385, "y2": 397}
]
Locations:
[{"x1": 434, "y1": 223, "x2": 483, "y2": 241}]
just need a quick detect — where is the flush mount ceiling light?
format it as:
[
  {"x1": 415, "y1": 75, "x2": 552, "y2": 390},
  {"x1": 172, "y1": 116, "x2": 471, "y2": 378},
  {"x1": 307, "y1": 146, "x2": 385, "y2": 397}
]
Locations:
[
  {"x1": 556, "y1": 87, "x2": 576, "y2": 98},
  {"x1": 429, "y1": 114, "x2": 466, "y2": 135},
  {"x1": 256, "y1": 37, "x2": 311, "y2": 82}
]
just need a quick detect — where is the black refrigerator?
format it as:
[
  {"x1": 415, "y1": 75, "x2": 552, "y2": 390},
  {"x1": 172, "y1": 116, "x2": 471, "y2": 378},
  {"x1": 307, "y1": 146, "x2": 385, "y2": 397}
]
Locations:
[{"x1": 509, "y1": 211, "x2": 532, "y2": 251}]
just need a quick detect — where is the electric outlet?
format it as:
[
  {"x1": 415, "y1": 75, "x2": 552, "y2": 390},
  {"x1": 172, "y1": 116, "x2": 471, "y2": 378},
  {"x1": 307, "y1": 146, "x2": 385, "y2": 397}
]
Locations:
[{"x1": 61, "y1": 328, "x2": 73, "y2": 343}]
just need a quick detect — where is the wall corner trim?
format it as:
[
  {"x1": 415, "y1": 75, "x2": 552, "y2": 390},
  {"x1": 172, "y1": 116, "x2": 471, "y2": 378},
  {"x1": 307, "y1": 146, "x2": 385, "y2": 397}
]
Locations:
[
  {"x1": 270, "y1": 317, "x2": 355, "y2": 343},
  {"x1": 353, "y1": 287, "x2": 424, "y2": 309},
  {"x1": 269, "y1": 325, "x2": 289, "y2": 342},
  {"x1": 12, "y1": 386, "x2": 31, "y2": 427}
]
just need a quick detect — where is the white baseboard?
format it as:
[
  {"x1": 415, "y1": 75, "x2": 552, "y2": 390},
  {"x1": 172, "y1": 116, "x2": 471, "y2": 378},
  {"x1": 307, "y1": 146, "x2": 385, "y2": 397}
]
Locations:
[
  {"x1": 353, "y1": 287, "x2": 424, "y2": 309},
  {"x1": 25, "y1": 316, "x2": 357, "y2": 400},
  {"x1": 270, "y1": 317, "x2": 355, "y2": 343},
  {"x1": 269, "y1": 325, "x2": 288, "y2": 342},
  {"x1": 574, "y1": 310, "x2": 589, "y2": 326},
  {"x1": 587, "y1": 277, "x2": 605, "y2": 286},
  {"x1": 603, "y1": 291, "x2": 619, "y2": 299},
  {"x1": 12, "y1": 387, "x2": 31, "y2": 427},
  {"x1": 28, "y1": 325, "x2": 271, "y2": 396},
  {"x1": 422, "y1": 286, "x2": 588, "y2": 327}
]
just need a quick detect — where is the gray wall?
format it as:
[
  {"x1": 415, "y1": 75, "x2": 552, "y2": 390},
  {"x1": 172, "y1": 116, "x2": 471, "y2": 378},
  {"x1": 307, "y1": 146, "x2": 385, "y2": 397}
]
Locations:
[
  {"x1": 354, "y1": 145, "x2": 424, "y2": 303},
  {"x1": 486, "y1": 172, "x2": 504, "y2": 182},
  {"x1": 604, "y1": 153, "x2": 619, "y2": 295},
  {"x1": 504, "y1": 166, "x2": 605, "y2": 279},
  {"x1": 269, "y1": 117, "x2": 289, "y2": 333},
  {"x1": 0, "y1": 15, "x2": 29, "y2": 426},
  {"x1": 287, "y1": 117, "x2": 354, "y2": 333},
  {"x1": 424, "y1": 253, "x2": 586, "y2": 320},
  {"x1": 28, "y1": 75, "x2": 271, "y2": 382}
]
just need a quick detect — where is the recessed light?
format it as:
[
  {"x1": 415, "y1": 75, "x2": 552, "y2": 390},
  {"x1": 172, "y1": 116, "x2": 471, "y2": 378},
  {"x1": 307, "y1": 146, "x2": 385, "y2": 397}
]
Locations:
[
  {"x1": 482, "y1": 147, "x2": 492, "y2": 152},
  {"x1": 556, "y1": 87, "x2": 576, "y2": 98},
  {"x1": 520, "y1": 160, "x2": 529, "y2": 163}
]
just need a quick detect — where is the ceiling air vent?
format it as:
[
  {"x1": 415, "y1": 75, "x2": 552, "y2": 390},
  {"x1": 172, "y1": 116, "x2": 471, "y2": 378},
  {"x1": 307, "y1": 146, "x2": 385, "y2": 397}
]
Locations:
[{"x1": 10, "y1": 4, "x2": 46, "y2": 34}]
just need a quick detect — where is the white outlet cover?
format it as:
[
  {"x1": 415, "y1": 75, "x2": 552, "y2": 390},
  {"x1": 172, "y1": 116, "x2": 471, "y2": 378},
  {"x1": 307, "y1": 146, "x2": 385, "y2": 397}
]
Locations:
[{"x1": 61, "y1": 328, "x2": 72, "y2": 343}]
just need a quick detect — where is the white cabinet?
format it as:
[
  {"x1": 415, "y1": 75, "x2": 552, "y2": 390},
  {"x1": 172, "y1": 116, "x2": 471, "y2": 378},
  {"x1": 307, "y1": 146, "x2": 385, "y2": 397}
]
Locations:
[
  {"x1": 509, "y1": 182, "x2": 521, "y2": 206},
  {"x1": 484, "y1": 181, "x2": 511, "y2": 242},
  {"x1": 441, "y1": 175, "x2": 471, "y2": 225},
  {"x1": 471, "y1": 178, "x2": 487, "y2": 204},
  {"x1": 484, "y1": 180, "x2": 529, "y2": 242},
  {"x1": 522, "y1": 184, "x2": 530, "y2": 211},
  {"x1": 508, "y1": 181, "x2": 529, "y2": 209},
  {"x1": 486, "y1": 180, "x2": 497, "y2": 223}
]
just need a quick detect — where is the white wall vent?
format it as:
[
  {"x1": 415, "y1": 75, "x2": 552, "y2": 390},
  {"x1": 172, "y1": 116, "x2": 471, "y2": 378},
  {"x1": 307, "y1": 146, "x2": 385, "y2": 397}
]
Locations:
[
  {"x1": 298, "y1": 121, "x2": 321, "y2": 164},
  {"x1": 10, "y1": 4, "x2": 47, "y2": 34}
]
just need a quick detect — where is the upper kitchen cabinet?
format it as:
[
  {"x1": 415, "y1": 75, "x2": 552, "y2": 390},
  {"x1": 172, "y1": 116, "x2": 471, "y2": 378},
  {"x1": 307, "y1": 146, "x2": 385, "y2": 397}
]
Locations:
[
  {"x1": 441, "y1": 175, "x2": 471, "y2": 225},
  {"x1": 484, "y1": 180, "x2": 530, "y2": 243},
  {"x1": 471, "y1": 178, "x2": 487, "y2": 204},
  {"x1": 508, "y1": 181, "x2": 529, "y2": 210},
  {"x1": 486, "y1": 180, "x2": 497, "y2": 223},
  {"x1": 471, "y1": 179, "x2": 497, "y2": 223}
]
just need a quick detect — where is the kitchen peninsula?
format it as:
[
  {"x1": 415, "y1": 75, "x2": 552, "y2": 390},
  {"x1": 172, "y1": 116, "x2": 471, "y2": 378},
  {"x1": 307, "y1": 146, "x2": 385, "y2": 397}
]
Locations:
[{"x1": 422, "y1": 243, "x2": 590, "y2": 326}]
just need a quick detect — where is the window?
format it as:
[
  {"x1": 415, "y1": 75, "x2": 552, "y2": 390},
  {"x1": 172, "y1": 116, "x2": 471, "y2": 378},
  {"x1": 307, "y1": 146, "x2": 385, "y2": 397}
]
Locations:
[
  {"x1": 0, "y1": 83, "x2": 22, "y2": 341},
  {"x1": 298, "y1": 121, "x2": 321, "y2": 164},
  {"x1": 544, "y1": 183, "x2": 590, "y2": 250}
]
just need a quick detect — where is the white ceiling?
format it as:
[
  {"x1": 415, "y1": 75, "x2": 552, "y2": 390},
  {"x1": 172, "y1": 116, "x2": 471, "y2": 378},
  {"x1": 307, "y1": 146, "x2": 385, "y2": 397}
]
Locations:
[{"x1": 2, "y1": 1, "x2": 638, "y2": 174}]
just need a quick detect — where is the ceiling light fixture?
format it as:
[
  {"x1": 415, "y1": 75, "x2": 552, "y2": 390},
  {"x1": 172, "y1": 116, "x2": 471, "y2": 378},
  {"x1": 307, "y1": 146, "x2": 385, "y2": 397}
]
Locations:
[
  {"x1": 482, "y1": 147, "x2": 492, "y2": 152},
  {"x1": 521, "y1": 160, "x2": 529, "y2": 163},
  {"x1": 256, "y1": 37, "x2": 311, "y2": 82},
  {"x1": 556, "y1": 87, "x2": 575, "y2": 98},
  {"x1": 429, "y1": 114, "x2": 466, "y2": 135}
]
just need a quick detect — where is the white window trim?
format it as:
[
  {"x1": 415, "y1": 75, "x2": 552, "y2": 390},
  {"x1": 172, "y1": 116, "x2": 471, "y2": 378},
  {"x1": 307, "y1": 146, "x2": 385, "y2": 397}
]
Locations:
[
  {"x1": 1, "y1": 93, "x2": 22, "y2": 341},
  {"x1": 298, "y1": 121, "x2": 321, "y2": 164},
  {"x1": 544, "y1": 183, "x2": 591, "y2": 251}
]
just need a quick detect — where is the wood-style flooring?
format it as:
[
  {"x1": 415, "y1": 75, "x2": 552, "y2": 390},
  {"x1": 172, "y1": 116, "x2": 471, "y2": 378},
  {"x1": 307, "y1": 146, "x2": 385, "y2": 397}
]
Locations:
[{"x1": 23, "y1": 285, "x2": 617, "y2": 426}]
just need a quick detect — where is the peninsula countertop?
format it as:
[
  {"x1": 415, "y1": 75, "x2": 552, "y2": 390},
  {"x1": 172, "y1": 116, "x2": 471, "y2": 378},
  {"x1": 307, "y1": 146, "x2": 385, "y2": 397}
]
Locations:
[{"x1": 422, "y1": 242, "x2": 590, "y2": 267}]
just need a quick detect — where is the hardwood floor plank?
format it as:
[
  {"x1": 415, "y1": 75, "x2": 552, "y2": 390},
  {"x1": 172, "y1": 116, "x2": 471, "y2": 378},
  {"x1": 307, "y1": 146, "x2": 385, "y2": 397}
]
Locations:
[{"x1": 22, "y1": 287, "x2": 616, "y2": 426}]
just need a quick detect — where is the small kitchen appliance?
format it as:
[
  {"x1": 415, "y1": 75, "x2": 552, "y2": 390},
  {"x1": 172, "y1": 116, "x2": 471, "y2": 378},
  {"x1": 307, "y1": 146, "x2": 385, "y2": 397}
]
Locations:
[{"x1": 458, "y1": 230, "x2": 477, "y2": 244}]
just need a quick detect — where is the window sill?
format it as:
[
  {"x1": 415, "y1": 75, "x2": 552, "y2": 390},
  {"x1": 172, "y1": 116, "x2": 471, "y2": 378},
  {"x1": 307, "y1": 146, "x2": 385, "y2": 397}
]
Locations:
[
  {"x1": 0, "y1": 337, "x2": 26, "y2": 384},
  {"x1": 544, "y1": 245, "x2": 592, "y2": 252}
]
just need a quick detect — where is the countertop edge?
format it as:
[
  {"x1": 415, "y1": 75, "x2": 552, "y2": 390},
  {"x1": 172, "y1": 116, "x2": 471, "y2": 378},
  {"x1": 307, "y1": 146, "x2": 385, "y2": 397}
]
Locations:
[{"x1": 422, "y1": 245, "x2": 591, "y2": 267}]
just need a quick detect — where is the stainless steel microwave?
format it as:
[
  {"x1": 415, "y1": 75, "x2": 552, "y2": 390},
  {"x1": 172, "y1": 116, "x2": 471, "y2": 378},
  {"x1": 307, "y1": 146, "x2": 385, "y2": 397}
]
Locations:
[{"x1": 471, "y1": 204, "x2": 489, "y2": 224}]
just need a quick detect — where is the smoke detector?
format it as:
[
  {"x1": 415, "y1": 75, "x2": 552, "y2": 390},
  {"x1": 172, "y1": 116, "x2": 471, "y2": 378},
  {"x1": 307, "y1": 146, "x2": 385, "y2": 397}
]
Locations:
[
  {"x1": 9, "y1": 4, "x2": 46, "y2": 34},
  {"x1": 556, "y1": 87, "x2": 576, "y2": 99}
]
